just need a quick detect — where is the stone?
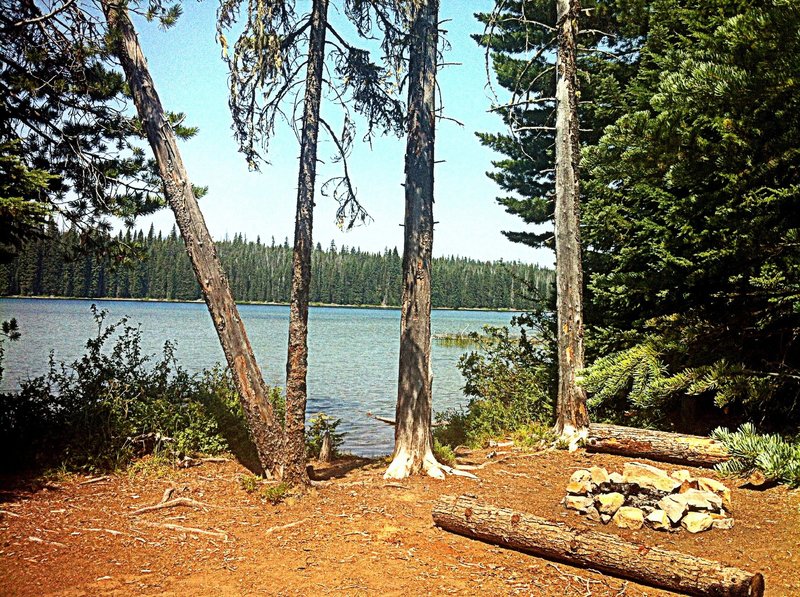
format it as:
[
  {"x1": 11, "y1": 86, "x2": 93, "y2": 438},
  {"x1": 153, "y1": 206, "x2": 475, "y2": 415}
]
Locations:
[
  {"x1": 566, "y1": 478, "x2": 593, "y2": 495},
  {"x1": 585, "y1": 506, "x2": 602, "y2": 523},
  {"x1": 698, "y1": 477, "x2": 732, "y2": 508},
  {"x1": 644, "y1": 509, "x2": 672, "y2": 531},
  {"x1": 564, "y1": 495, "x2": 594, "y2": 513},
  {"x1": 623, "y1": 462, "x2": 682, "y2": 493},
  {"x1": 674, "y1": 489, "x2": 723, "y2": 512},
  {"x1": 596, "y1": 492, "x2": 625, "y2": 516},
  {"x1": 678, "y1": 479, "x2": 699, "y2": 493},
  {"x1": 569, "y1": 469, "x2": 592, "y2": 484},
  {"x1": 681, "y1": 511, "x2": 713, "y2": 533},
  {"x1": 600, "y1": 514, "x2": 612, "y2": 524},
  {"x1": 613, "y1": 506, "x2": 644, "y2": 530},
  {"x1": 710, "y1": 516, "x2": 735, "y2": 530},
  {"x1": 671, "y1": 469, "x2": 693, "y2": 482},
  {"x1": 589, "y1": 466, "x2": 610, "y2": 485},
  {"x1": 609, "y1": 472, "x2": 624, "y2": 484},
  {"x1": 658, "y1": 495, "x2": 688, "y2": 524}
]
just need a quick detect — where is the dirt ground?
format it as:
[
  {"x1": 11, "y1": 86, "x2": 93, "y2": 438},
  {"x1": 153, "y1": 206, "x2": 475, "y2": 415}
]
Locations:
[{"x1": 1, "y1": 448, "x2": 799, "y2": 596}]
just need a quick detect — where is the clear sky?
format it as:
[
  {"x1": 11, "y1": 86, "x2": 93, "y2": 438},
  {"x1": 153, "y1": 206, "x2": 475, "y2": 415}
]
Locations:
[{"x1": 133, "y1": 1, "x2": 554, "y2": 267}]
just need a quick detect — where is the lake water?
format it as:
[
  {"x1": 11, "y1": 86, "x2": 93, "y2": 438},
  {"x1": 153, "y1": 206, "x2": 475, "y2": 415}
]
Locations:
[{"x1": 0, "y1": 298, "x2": 514, "y2": 456}]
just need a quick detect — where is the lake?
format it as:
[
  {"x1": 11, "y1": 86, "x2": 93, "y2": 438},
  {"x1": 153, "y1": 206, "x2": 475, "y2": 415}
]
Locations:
[{"x1": 0, "y1": 298, "x2": 514, "y2": 456}]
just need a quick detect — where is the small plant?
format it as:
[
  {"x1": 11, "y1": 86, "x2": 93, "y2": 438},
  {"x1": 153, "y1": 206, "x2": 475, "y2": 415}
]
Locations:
[
  {"x1": 432, "y1": 438, "x2": 456, "y2": 466},
  {"x1": 512, "y1": 421, "x2": 556, "y2": 448},
  {"x1": 261, "y1": 482, "x2": 290, "y2": 504},
  {"x1": 305, "y1": 413, "x2": 345, "y2": 459},
  {"x1": 712, "y1": 423, "x2": 800, "y2": 487},
  {"x1": 239, "y1": 473, "x2": 262, "y2": 493}
]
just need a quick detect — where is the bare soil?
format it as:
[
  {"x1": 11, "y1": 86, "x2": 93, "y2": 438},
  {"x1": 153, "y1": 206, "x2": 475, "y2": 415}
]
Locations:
[{"x1": 1, "y1": 448, "x2": 798, "y2": 596}]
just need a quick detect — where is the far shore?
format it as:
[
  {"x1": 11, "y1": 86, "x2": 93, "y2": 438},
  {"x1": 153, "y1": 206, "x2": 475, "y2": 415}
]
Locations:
[{"x1": 0, "y1": 295, "x2": 526, "y2": 313}]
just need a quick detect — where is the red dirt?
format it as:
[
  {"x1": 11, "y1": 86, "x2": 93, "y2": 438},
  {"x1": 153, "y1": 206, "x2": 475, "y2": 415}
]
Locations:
[{"x1": 1, "y1": 448, "x2": 798, "y2": 596}]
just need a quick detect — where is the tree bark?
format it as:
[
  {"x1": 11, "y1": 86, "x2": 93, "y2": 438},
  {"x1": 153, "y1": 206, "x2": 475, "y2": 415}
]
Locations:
[
  {"x1": 554, "y1": 0, "x2": 589, "y2": 437},
  {"x1": 385, "y1": 0, "x2": 440, "y2": 480},
  {"x1": 283, "y1": 0, "x2": 329, "y2": 485},
  {"x1": 433, "y1": 494, "x2": 764, "y2": 596},
  {"x1": 102, "y1": 1, "x2": 283, "y2": 477},
  {"x1": 586, "y1": 423, "x2": 730, "y2": 467}
]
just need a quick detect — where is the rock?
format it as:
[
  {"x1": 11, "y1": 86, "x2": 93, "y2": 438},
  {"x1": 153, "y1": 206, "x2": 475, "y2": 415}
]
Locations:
[
  {"x1": 623, "y1": 462, "x2": 682, "y2": 493},
  {"x1": 609, "y1": 472, "x2": 624, "y2": 484},
  {"x1": 564, "y1": 495, "x2": 594, "y2": 513},
  {"x1": 678, "y1": 479, "x2": 699, "y2": 493},
  {"x1": 658, "y1": 495, "x2": 688, "y2": 524},
  {"x1": 681, "y1": 511, "x2": 713, "y2": 533},
  {"x1": 596, "y1": 492, "x2": 625, "y2": 516},
  {"x1": 600, "y1": 514, "x2": 612, "y2": 524},
  {"x1": 585, "y1": 506, "x2": 602, "y2": 522},
  {"x1": 698, "y1": 477, "x2": 732, "y2": 508},
  {"x1": 612, "y1": 506, "x2": 644, "y2": 530},
  {"x1": 569, "y1": 469, "x2": 592, "y2": 484},
  {"x1": 671, "y1": 469, "x2": 693, "y2": 482},
  {"x1": 589, "y1": 466, "x2": 610, "y2": 485},
  {"x1": 645, "y1": 509, "x2": 672, "y2": 531},
  {"x1": 674, "y1": 489, "x2": 723, "y2": 512},
  {"x1": 566, "y1": 478, "x2": 593, "y2": 495},
  {"x1": 710, "y1": 515, "x2": 735, "y2": 530}
]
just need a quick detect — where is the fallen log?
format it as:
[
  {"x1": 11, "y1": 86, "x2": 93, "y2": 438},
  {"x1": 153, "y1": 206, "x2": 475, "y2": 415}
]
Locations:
[
  {"x1": 586, "y1": 423, "x2": 729, "y2": 467},
  {"x1": 432, "y1": 495, "x2": 763, "y2": 597}
]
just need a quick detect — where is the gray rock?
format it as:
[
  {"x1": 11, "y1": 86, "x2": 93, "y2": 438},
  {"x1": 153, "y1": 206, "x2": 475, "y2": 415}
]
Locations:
[
  {"x1": 565, "y1": 495, "x2": 594, "y2": 513},
  {"x1": 589, "y1": 466, "x2": 610, "y2": 485},
  {"x1": 623, "y1": 462, "x2": 682, "y2": 493},
  {"x1": 644, "y1": 509, "x2": 671, "y2": 531},
  {"x1": 609, "y1": 472, "x2": 625, "y2": 484},
  {"x1": 711, "y1": 515, "x2": 735, "y2": 530},
  {"x1": 698, "y1": 477, "x2": 732, "y2": 509},
  {"x1": 658, "y1": 495, "x2": 688, "y2": 524},
  {"x1": 673, "y1": 489, "x2": 723, "y2": 512}
]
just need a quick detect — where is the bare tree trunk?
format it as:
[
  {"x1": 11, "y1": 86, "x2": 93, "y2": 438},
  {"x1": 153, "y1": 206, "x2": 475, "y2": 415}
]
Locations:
[
  {"x1": 385, "y1": 0, "x2": 440, "y2": 480},
  {"x1": 102, "y1": 1, "x2": 284, "y2": 477},
  {"x1": 283, "y1": 0, "x2": 329, "y2": 485},
  {"x1": 553, "y1": 0, "x2": 589, "y2": 439}
]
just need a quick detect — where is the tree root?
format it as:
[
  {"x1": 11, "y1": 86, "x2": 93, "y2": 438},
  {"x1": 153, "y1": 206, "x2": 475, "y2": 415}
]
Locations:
[
  {"x1": 263, "y1": 517, "x2": 310, "y2": 535},
  {"x1": 129, "y1": 497, "x2": 209, "y2": 516},
  {"x1": 136, "y1": 520, "x2": 227, "y2": 540}
]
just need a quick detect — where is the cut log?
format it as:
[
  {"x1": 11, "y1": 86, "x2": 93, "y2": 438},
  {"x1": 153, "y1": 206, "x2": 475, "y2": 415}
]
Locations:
[
  {"x1": 586, "y1": 423, "x2": 729, "y2": 467},
  {"x1": 432, "y1": 495, "x2": 763, "y2": 597},
  {"x1": 319, "y1": 431, "x2": 332, "y2": 463}
]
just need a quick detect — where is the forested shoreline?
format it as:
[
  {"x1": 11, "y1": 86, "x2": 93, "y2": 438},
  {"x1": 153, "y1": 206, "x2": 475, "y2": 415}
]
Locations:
[{"x1": 0, "y1": 226, "x2": 552, "y2": 310}]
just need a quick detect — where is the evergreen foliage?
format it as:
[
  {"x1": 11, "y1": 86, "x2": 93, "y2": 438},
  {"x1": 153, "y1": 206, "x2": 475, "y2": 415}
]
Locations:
[
  {"x1": 712, "y1": 423, "x2": 800, "y2": 488},
  {"x1": 581, "y1": 0, "x2": 800, "y2": 432},
  {"x1": 0, "y1": 227, "x2": 553, "y2": 310},
  {"x1": 305, "y1": 413, "x2": 345, "y2": 459}
]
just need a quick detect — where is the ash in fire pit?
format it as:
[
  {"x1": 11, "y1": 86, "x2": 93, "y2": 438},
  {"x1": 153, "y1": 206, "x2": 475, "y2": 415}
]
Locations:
[{"x1": 563, "y1": 462, "x2": 733, "y2": 533}]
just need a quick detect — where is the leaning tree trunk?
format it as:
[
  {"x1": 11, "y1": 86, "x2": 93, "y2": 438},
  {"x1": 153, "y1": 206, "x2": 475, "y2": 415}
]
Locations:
[
  {"x1": 283, "y1": 0, "x2": 329, "y2": 485},
  {"x1": 102, "y1": 1, "x2": 284, "y2": 477},
  {"x1": 385, "y1": 0, "x2": 440, "y2": 480},
  {"x1": 553, "y1": 0, "x2": 589, "y2": 438}
]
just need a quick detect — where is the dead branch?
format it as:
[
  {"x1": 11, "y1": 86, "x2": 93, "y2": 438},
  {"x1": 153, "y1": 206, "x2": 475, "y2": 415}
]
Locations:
[
  {"x1": 129, "y1": 497, "x2": 210, "y2": 516},
  {"x1": 137, "y1": 520, "x2": 228, "y2": 540},
  {"x1": 264, "y1": 517, "x2": 310, "y2": 536},
  {"x1": 79, "y1": 475, "x2": 110, "y2": 485}
]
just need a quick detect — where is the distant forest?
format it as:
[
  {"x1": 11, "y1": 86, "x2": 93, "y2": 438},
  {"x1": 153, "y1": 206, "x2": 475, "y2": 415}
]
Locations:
[{"x1": 0, "y1": 226, "x2": 553, "y2": 310}]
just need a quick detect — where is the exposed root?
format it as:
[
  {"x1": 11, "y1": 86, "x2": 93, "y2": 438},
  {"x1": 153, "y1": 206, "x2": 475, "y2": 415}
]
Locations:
[
  {"x1": 129, "y1": 497, "x2": 209, "y2": 516},
  {"x1": 79, "y1": 475, "x2": 111, "y2": 485},
  {"x1": 137, "y1": 520, "x2": 227, "y2": 540},
  {"x1": 263, "y1": 517, "x2": 310, "y2": 536},
  {"x1": 384, "y1": 446, "x2": 470, "y2": 480}
]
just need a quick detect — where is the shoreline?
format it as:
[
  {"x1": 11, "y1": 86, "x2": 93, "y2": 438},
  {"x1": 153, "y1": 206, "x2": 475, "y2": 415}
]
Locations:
[{"x1": 0, "y1": 295, "x2": 527, "y2": 313}]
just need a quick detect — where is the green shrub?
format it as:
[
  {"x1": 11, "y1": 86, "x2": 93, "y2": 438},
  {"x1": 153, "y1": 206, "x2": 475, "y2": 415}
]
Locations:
[
  {"x1": 305, "y1": 412, "x2": 345, "y2": 459},
  {"x1": 436, "y1": 313, "x2": 555, "y2": 448},
  {"x1": 0, "y1": 306, "x2": 258, "y2": 472},
  {"x1": 432, "y1": 438, "x2": 456, "y2": 466},
  {"x1": 712, "y1": 423, "x2": 800, "y2": 488}
]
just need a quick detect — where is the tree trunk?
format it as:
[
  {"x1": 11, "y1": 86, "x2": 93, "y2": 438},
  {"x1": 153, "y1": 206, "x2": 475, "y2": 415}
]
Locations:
[
  {"x1": 385, "y1": 0, "x2": 440, "y2": 480},
  {"x1": 586, "y1": 423, "x2": 730, "y2": 467},
  {"x1": 283, "y1": 0, "x2": 329, "y2": 486},
  {"x1": 433, "y1": 495, "x2": 764, "y2": 596},
  {"x1": 102, "y1": 1, "x2": 283, "y2": 477},
  {"x1": 554, "y1": 0, "x2": 589, "y2": 438}
]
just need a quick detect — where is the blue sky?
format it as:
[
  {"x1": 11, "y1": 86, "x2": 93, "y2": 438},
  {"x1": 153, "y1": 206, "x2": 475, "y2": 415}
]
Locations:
[{"x1": 134, "y1": 1, "x2": 553, "y2": 266}]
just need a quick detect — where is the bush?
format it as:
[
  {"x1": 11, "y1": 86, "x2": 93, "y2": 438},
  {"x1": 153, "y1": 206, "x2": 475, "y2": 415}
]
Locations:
[
  {"x1": 435, "y1": 313, "x2": 555, "y2": 448},
  {"x1": 305, "y1": 412, "x2": 345, "y2": 459},
  {"x1": 712, "y1": 423, "x2": 800, "y2": 488},
  {"x1": 0, "y1": 306, "x2": 258, "y2": 472}
]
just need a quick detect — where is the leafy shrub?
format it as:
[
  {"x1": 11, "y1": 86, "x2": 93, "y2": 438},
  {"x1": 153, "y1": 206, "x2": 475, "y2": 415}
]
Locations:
[
  {"x1": 436, "y1": 313, "x2": 555, "y2": 448},
  {"x1": 712, "y1": 423, "x2": 800, "y2": 488},
  {"x1": 0, "y1": 306, "x2": 257, "y2": 472},
  {"x1": 305, "y1": 412, "x2": 345, "y2": 459}
]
